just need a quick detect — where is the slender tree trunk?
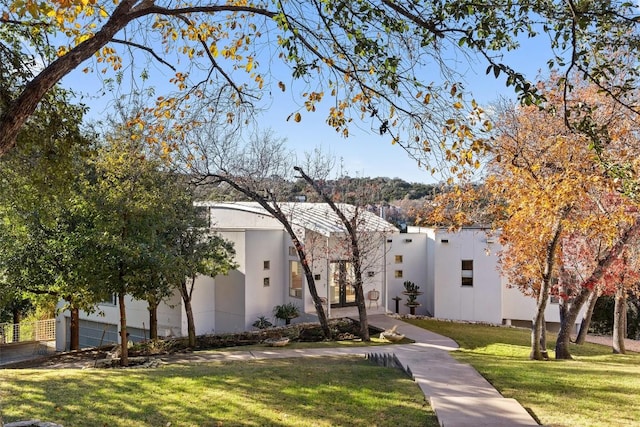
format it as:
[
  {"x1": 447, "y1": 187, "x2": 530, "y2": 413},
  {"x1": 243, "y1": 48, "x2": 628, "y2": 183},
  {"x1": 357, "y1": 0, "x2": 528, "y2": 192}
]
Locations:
[
  {"x1": 531, "y1": 217, "x2": 564, "y2": 360},
  {"x1": 179, "y1": 279, "x2": 197, "y2": 347},
  {"x1": 70, "y1": 306, "x2": 80, "y2": 351},
  {"x1": 575, "y1": 288, "x2": 600, "y2": 345},
  {"x1": 294, "y1": 166, "x2": 371, "y2": 340},
  {"x1": 118, "y1": 292, "x2": 128, "y2": 367},
  {"x1": 531, "y1": 301, "x2": 548, "y2": 360},
  {"x1": 148, "y1": 302, "x2": 158, "y2": 340},
  {"x1": 613, "y1": 285, "x2": 626, "y2": 354}
]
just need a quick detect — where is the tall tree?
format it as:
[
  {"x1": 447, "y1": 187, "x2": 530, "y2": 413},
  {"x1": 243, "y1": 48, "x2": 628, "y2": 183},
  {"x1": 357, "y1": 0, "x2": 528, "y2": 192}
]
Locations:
[
  {"x1": 294, "y1": 166, "x2": 394, "y2": 341},
  {"x1": 89, "y1": 135, "x2": 180, "y2": 365},
  {"x1": 0, "y1": 85, "x2": 105, "y2": 350}
]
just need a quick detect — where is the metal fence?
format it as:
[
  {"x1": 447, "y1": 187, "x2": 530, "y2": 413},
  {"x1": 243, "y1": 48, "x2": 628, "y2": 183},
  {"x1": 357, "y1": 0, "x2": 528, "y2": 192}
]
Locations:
[{"x1": 0, "y1": 319, "x2": 56, "y2": 344}]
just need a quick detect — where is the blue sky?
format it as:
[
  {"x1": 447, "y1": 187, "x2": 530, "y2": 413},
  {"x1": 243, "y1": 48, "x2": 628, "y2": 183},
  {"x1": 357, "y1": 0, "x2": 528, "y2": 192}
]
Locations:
[{"x1": 61, "y1": 30, "x2": 554, "y2": 184}]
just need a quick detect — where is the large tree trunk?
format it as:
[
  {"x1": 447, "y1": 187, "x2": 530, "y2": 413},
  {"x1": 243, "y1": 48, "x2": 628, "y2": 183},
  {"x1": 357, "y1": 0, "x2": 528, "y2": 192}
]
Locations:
[
  {"x1": 556, "y1": 286, "x2": 593, "y2": 359},
  {"x1": 70, "y1": 306, "x2": 80, "y2": 351},
  {"x1": 575, "y1": 287, "x2": 600, "y2": 345},
  {"x1": 179, "y1": 278, "x2": 197, "y2": 347},
  {"x1": 612, "y1": 285, "x2": 627, "y2": 354},
  {"x1": 0, "y1": 0, "x2": 150, "y2": 155},
  {"x1": 118, "y1": 292, "x2": 128, "y2": 367},
  {"x1": 148, "y1": 302, "x2": 158, "y2": 340}
]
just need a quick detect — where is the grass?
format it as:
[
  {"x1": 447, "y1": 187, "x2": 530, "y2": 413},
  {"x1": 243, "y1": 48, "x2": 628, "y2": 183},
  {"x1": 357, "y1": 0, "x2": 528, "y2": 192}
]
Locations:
[
  {"x1": 404, "y1": 318, "x2": 640, "y2": 427},
  {"x1": 0, "y1": 356, "x2": 436, "y2": 427}
]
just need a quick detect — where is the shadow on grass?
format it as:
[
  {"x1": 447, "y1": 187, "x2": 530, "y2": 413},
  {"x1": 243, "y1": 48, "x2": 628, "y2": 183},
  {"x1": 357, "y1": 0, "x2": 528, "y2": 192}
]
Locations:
[{"x1": 0, "y1": 357, "x2": 436, "y2": 427}]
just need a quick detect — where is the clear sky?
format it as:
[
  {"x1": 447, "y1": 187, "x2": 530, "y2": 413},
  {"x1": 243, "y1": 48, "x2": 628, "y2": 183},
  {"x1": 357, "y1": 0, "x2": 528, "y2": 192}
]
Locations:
[{"x1": 61, "y1": 30, "x2": 553, "y2": 184}]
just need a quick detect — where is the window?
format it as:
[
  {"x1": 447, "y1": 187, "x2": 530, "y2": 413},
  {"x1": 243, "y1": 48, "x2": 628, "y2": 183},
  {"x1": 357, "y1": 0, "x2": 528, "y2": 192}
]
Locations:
[
  {"x1": 395, "y1": 255, "x2": 403, "y2": 264},
  {"x1": 461, "y1": 260, "x2": 473, "y2": 286},
  {"x1": 263, "y1": 277, "x2": 270, "y2": 287},
  {"x1": 394, "y1": 270, "x2": 403, "y2": 278},
  {"x1": 289, "y1": 260, "x2": 303, "y2": 298},
  {"x1": 289, "y1": 246, "x2": 297, "y2": 257},
  {"x1": 100, "y1": 294, "x2": 117, "y2": 306},
  {"x1": 263, "y1": 260, "x2": 270, "y2": 270},
  {"x1": 550, "y1": 295, "x2": 560, "y2": 304}
]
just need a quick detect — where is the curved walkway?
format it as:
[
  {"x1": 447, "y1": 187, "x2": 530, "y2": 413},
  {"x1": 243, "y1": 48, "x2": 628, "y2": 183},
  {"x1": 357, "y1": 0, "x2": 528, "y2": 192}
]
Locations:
[{"x1": 160, "y1": 314, "x2": 538, "y2": 427}]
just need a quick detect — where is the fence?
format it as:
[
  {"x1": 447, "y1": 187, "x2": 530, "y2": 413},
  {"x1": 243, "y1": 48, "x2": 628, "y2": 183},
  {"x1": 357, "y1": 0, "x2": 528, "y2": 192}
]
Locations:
[{"x1": 0, "y1": 319, "x2": 56, "y2": 344}]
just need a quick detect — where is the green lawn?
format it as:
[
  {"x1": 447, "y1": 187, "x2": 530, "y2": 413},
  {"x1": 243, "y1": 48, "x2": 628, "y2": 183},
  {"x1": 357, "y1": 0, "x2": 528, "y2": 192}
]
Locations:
[
  {"x1": 0, "y1": 356, "x2": 436, "y2": 427},
  {"x1": 405, "y1": 318, "x2": 640, "y2": 427}
]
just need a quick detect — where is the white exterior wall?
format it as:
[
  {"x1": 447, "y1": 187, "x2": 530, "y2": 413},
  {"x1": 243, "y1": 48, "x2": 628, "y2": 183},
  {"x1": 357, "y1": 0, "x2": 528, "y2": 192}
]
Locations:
[
  {"x1": 432, "y1": 228, "x2": 503, "y2": 324},
  {"x1": 385, "y1": 234, "x2": 429, "y2": 315},
  {"x1": 211, "y1": 230, "x2": 246, "y2": 333},
  {"x1": 244, "y1": 229, "x2": 287, "y2": 329},
  {"x1": 502, "y1": 281, "x2": 577, "y2": 326}
]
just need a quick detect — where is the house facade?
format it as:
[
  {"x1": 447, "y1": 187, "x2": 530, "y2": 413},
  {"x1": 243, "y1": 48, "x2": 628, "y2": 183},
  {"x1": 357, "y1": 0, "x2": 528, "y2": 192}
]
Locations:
[{"x1": 55, "y1": 203, "x2": 579, "y2": 351}]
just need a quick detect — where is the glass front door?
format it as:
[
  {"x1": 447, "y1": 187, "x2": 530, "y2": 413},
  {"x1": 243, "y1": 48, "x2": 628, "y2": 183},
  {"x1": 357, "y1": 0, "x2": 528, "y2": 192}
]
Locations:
[{"x1": 329, "y1": 261, "x2": 356, "y2": 307}]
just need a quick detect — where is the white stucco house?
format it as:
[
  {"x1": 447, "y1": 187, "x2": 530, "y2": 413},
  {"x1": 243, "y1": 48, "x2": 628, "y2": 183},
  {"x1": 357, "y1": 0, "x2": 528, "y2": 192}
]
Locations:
[{"x1": 55, "y1": 202, "x2": 579, "y2": 350}]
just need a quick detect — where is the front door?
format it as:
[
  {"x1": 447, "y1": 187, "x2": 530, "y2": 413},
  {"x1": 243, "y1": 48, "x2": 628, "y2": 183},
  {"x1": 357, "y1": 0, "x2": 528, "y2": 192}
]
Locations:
[{"x1": 329, "y1": 261, "x2": 356, "y2": 307}]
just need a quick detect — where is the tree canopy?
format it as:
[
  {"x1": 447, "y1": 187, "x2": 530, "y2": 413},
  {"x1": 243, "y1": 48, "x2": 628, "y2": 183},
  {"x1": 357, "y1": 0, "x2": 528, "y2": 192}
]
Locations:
[{"x1": 2, "y1": 0, "x2": 639, "y2": 177}]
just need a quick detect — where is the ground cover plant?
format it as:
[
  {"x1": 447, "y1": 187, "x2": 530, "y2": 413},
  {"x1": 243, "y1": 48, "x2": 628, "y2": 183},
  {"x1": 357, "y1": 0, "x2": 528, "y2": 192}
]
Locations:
[
  {"x1": 405, "y1": 318, "x2": 640, "y2": 427},
  {"x1": 0, "y1": 356, "x2": 434, "y2": 427}
]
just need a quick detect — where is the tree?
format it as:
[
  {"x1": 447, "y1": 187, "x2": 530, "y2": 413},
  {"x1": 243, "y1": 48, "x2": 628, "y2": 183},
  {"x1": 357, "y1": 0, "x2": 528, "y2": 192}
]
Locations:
[
  {"x1": 425, "y1": 73, "x2": 640, "y2": 360},
  {"x1": 487, "y1": 77, "x2": 640, "y2": 360},
  {"x1": 169, "y1": 214, "x2": 237, "y2": 348},
  {"x1": 89, "y1": 135, "x2": 183, "y2": 365},
  {"x1": 294, "y1": 166, "x2": 394, "y2": 341},
  {"x1": 0, "y1": 84, "x2": 106, "y2": 350},
  {"x1": 182, "y1": 129, "x2": 333, "y2": 339},
  {"x1": 2, "y1": 0, "x2": 638, "y2": 179}
]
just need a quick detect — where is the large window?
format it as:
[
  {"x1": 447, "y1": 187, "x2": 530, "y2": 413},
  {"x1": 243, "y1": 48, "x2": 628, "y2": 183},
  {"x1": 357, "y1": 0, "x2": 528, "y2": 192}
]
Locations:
[
  {"x1": 461, "y1": 260, "x2": 473, "y2": 286},
  {"x1": 289, "y1": 260, "x2": 303, "y2": 298}
]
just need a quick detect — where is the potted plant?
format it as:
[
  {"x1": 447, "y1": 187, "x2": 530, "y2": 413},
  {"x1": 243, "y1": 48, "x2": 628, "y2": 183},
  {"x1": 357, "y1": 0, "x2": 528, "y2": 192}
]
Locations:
[
  {"x1": 402, "y1": 280, "x2": 422, "y2": 315},
  {"x1": 252, "y1": 315, "x2": 273, "y2": 330},
  {"x1": 273, "y1": 302, "x2": 300, "y2": 325}
]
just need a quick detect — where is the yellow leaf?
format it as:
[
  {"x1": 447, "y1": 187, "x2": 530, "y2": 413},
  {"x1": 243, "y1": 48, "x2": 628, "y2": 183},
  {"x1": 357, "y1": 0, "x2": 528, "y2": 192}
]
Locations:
[
  {"x1": 99, "y1": 8, "x2": 108, "y2": 18},
  {"x1": 278, "y1": 81, "x2": 286, "y2": 92},
  {"x1": 294, "y1": 112, "x2": 301, "y2": 122}
]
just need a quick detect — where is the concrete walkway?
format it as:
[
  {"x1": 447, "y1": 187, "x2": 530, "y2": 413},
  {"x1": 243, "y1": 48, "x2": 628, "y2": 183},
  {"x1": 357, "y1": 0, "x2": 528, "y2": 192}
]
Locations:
[
  {"x1": 366, "y1": 315, "x2": 539, "y2": 427},
  {"x1": 158, "y1": 315, "x2": 539, "y2": 426}
]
